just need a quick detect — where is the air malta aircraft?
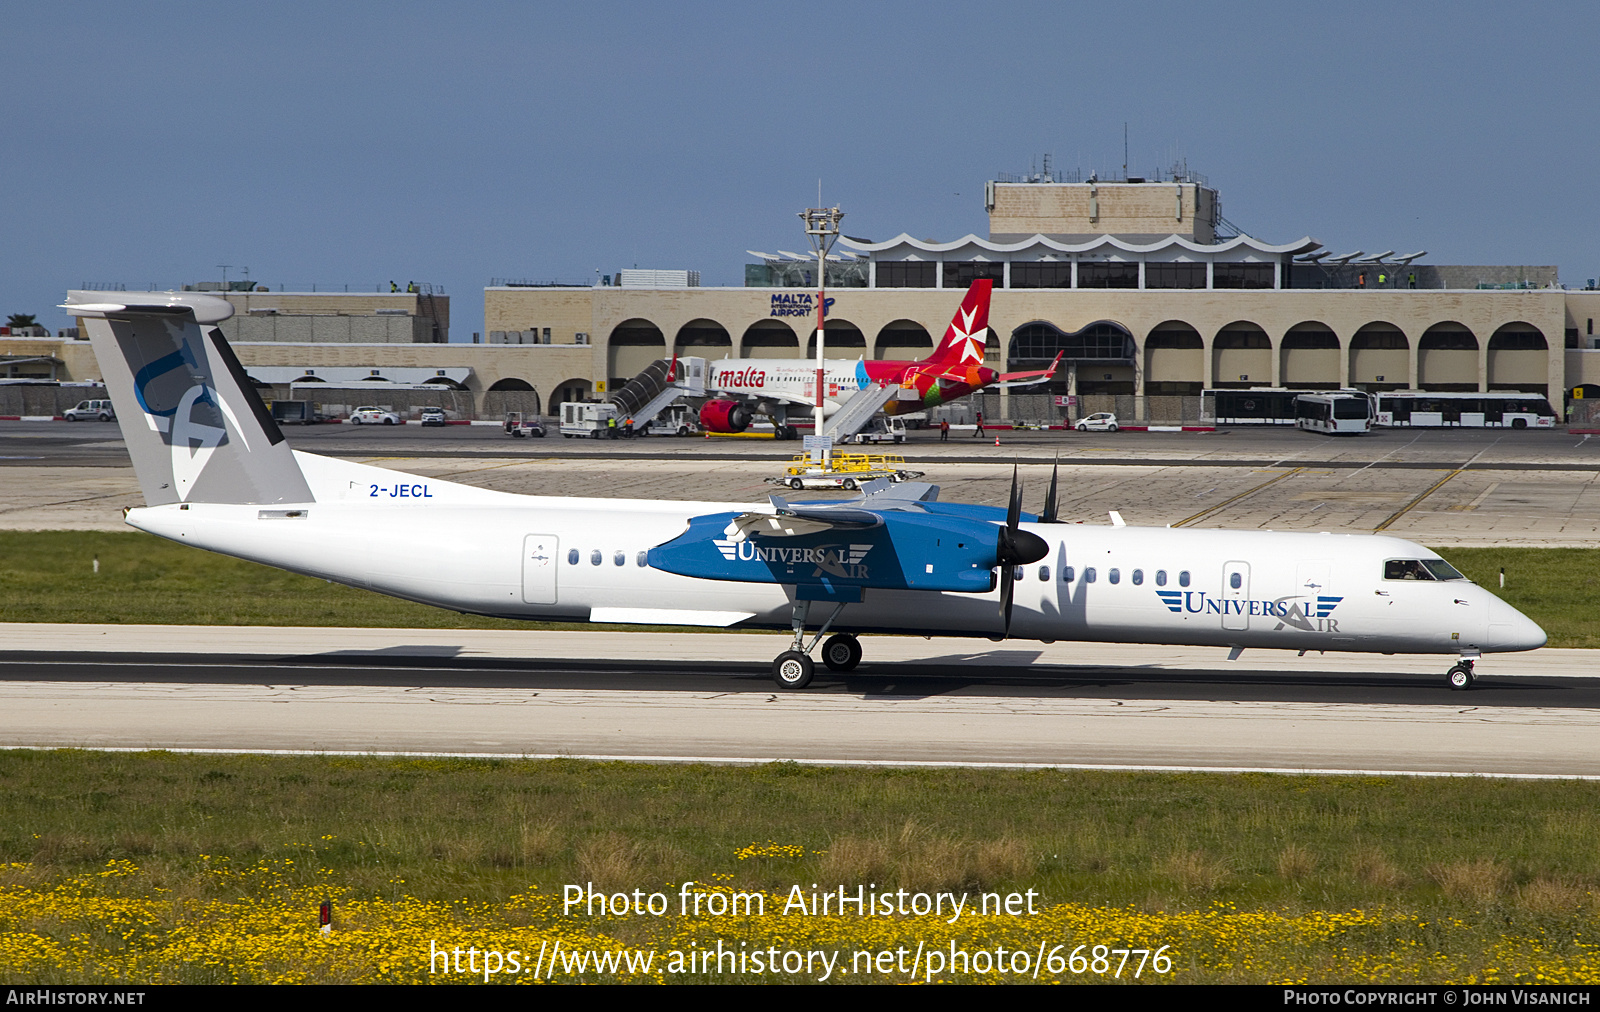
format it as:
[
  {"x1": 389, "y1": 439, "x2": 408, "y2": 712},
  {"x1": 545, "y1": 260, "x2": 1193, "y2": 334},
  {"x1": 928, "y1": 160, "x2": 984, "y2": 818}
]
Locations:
[
  {"x1": 695, "y1": 279, "x2": 1060, "y2": 435},
  {"x1": 67, "y1": 291, "x2": 1544, "y2": 691}
]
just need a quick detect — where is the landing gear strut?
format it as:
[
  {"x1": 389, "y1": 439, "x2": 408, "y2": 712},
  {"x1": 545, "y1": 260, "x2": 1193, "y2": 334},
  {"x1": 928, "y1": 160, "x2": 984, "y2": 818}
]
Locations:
[
  {"x1": 770, "y1": 599, "x2": 850, "y2": 689},
  {"x1": 1447, "y1": 659, "x2": 1475, "y2": 691}
]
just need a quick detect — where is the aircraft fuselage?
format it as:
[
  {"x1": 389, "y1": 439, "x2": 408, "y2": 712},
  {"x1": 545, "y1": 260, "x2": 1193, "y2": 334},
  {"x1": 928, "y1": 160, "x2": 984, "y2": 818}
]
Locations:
[{"x1": 126, "y1": 478, "x2": 1543, "y2": 657}]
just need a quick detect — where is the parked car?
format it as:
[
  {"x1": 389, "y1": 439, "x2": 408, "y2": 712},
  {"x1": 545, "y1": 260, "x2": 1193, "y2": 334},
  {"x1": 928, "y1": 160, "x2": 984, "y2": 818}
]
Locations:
[
  {"x1": 1075, "y1": 412, "x2": 1119, "y2": 432},
  {"x1": 63, "y1": 399, "x2": 116, "y2": 422},
  {"x1": 419, "y1": 407, "x2": 447, "y2": 427},
  {"x1": 350, "y1": 406, "x2": 400, "y2": 425}
]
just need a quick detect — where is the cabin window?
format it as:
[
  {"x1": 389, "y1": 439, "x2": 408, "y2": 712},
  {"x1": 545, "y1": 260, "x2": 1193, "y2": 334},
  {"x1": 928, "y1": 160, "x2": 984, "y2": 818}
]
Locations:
[
  {"x1": 1229, "y1": 572, "x2": 1242, "y2": 590},
  {"x1": 636, "y1": 551, "x2": 649, "y2": 568},
  {"x1": 1108, "y1": 568, "x2": 1121, "y2": 585},
  {"x1": 590, "y1": 550, "x2": 602, "y2": 566},
  {"x1": 1038, "y1": 565, "x2": 1050, "y2": 581},
  {"x1": 1131, "y1": 569, "x2": 1144, "y2": 586},
  {"x1": 567, "y1": 549, "x2": 579, "y2": 565},
  {"x1": 1155, "y1": 570, "x2": 1167, "y2": 587},
  {"x1": 613, "y1": 551, "x2": 625, "y2": 567},
  {"x1": 1179, "y1": 570, "x2": 1191, "y2": 587},
  {"x1": 1062, "y1": 566, "x2": 1075, "y2": 583},
  {"x1": 1013, "y1": 566, "x2": 1024, "y2": 580},
  {"x1": 1085, "y1": 567, "x2": 1097, "y2": 583}
]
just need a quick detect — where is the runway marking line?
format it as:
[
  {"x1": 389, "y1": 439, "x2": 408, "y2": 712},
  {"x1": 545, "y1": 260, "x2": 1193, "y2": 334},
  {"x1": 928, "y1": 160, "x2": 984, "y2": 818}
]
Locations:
[
  {"x1": 1172, "y1": 467, "x2": 1304, "y2": 527},
  {"x1": 1374, "y1": 468, "x2": 1464, "y2": 531}
]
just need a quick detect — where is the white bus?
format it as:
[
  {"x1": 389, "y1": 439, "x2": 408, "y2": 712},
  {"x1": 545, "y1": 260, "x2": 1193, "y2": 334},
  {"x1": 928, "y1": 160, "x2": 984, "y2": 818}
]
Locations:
[
  {"x1": 1202, "y1": 387, "x2": 1369, "y2": 425},
  {"x1": 1373, "y1": 392, "x2": 1557, "y2": 429},
  {"x1": 1295, "y1": 392, "x2": 1374, "y2": 434}
]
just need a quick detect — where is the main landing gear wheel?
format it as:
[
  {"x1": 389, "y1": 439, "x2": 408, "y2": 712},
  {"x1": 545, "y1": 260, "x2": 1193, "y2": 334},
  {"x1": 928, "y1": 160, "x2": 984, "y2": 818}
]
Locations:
[
  {"x1": 773, "y1": 651, "x2": 814, "y2": 690},
  {"x1": 1447, "y1": 661, "x2": 1475, "y2": 691},
  {"x1": 821, "y1": 634, "x2": 862, "y2": 673}
]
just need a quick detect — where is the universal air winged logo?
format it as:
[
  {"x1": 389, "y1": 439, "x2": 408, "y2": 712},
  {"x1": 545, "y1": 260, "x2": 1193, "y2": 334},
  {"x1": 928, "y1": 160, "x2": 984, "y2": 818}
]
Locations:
[
  {"x1": 712, "y1": 539, "x2": 873, "y2": 577},
  {"x1": 132, "y1": 328, "x2": 250, "y2": 500}
]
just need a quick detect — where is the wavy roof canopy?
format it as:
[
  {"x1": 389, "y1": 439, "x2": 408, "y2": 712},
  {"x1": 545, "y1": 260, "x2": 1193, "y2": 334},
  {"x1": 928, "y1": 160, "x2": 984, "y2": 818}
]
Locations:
[{"x1": 839, "y1": 232, "x2": 1323, "y2": 257}]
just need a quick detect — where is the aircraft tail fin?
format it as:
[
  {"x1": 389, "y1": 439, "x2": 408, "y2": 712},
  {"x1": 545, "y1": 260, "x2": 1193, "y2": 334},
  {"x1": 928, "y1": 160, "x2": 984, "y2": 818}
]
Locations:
[
  {"x1": 64, "y1": 291, "x2": 314, "y2": 506},
  {"x1": 924, "y1": 279, "x2": 992, "y2": 366}
]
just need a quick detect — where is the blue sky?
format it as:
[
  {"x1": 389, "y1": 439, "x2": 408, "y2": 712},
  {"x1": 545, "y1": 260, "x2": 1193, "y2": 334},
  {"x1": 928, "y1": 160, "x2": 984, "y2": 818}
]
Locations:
[{"x1": 5, "y1": 2, "x2": 1598, "y2": 337}]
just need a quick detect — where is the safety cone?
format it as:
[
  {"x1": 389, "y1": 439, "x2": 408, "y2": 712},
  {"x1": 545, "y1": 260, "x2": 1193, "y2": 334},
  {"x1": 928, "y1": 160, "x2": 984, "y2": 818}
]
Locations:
[{"x1": 994, "y1": 435, "x2": 1000, "y2": 447}]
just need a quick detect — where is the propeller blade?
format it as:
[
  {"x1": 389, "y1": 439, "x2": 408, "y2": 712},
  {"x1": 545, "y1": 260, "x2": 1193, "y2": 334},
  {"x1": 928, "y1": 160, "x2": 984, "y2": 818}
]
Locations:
[
  {"x1": 1000, "y1": 561, "x2": 1015, "y2": 635},
  {"x1": 1042, "y1": 457, "x2": 1059, "y2": 523},
  {"x1": 1006, "y1": 463, "x2": 1022, "y2": 531}
]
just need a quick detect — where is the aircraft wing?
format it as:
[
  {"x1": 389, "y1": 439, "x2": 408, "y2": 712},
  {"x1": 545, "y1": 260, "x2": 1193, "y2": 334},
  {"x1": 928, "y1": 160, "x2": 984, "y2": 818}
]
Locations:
[{"x1": 993, "y1": 352, "x2": 1064, "y2": 388}]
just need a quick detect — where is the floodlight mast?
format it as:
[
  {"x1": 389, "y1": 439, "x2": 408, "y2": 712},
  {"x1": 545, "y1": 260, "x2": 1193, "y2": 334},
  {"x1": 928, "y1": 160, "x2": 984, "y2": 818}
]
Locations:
[{"x1": 801, "y1": 205, "x2": 843, "y2": 465}]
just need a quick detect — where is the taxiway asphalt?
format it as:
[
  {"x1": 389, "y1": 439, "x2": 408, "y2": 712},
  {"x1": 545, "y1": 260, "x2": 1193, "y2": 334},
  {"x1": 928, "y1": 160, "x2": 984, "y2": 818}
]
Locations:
[{"x1": 4, "y1": 626, "x2": 1599, "y2": 777}]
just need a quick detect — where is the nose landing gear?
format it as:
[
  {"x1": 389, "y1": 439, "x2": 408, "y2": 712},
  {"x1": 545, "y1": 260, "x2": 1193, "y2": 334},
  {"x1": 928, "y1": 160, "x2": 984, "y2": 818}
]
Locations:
[{"x1": 1447, "y1": 659, "x2": 1475, "y2": 691}]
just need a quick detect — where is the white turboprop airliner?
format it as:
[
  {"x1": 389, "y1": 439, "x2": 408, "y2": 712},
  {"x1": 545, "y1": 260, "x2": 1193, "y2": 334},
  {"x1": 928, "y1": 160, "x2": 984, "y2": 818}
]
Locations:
[{"x1": 66, "y1": 292, "x2": 1545, "y2": 691}]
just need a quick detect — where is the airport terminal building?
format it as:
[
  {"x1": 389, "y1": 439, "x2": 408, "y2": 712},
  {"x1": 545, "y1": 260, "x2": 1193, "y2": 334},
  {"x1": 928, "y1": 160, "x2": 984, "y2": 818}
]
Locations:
[
  {"x1": 484, "y1": 172, "x2": 1600, "y2": 423},
  {"x1": 17, "y1": 171, "x2": 1600, "y2": 422}
]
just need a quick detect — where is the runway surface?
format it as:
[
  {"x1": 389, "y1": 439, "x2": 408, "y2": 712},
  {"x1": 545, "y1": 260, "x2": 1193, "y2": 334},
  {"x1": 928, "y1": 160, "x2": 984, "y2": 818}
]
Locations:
[{"x1": 5, "y1": 625, "x2": 1600, "y2": 778}]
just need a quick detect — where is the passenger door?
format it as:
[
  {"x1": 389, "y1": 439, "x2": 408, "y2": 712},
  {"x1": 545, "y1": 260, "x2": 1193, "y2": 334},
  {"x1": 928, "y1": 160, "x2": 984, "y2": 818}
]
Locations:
[{"x1": 521, "y1": 534, "x2": 560, "y2": 605}]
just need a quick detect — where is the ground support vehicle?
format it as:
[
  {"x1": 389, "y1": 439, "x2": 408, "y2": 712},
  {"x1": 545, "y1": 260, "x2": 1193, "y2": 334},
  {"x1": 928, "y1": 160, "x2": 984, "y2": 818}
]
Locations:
[
  {"x1": 503, "y1": 411, "x2": 546, "y2": 437},
  {"x1": 1075, "y1": 412, "x2": 1119, "y2": 432},
  {"x1": 1295, "y1": 392, "x2": 1373, "y2": 434},
  {"x1": 766, "y1": 453, "x2": 925, "y2": 491},
  {"x1": 63, "y1": 399, "x2": 115, "y2": 421},
  {"x1": 850, "y1": 416, "x2": 907, "y2": 444},
  {"x1": 560, "y1": 401, "x2": 621, "y2": 438},
  {"x1": 268, "y1": 400, "x2": 318, "y2": 425},
  {"x1": 419, "y1": 407, "x2": 447, "y2": 427},
  {"x1": 637, "y1": 403, "x2": 697, "y2": 437},
  {"x1": 1373, "y1": 392, "x2": 1557, "y2": 428},
  {"x1": 350, "y1": 406, "x2": 399, "y2": 425}
]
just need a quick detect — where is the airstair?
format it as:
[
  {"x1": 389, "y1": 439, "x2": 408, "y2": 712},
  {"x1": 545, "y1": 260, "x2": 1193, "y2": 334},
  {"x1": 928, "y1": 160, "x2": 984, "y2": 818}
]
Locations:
[
  {"x1": 608, "y1": 357, "x2": 706, "y2": 427},
  {"x1": 821, "y1": 383, "x2": 899, "y2": 441}
]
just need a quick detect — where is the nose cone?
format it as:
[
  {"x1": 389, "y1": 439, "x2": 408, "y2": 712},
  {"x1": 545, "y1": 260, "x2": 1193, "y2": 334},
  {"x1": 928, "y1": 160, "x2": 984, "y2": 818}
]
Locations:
[{"x1": 1489, "y1": 595, "x2": 1547, "y2": 652}]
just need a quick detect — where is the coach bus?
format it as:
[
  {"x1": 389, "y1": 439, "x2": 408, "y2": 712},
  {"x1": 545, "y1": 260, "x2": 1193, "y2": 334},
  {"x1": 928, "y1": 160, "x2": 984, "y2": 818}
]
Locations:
[
  {"x1": 1372, "y1": 392, "x2": 1557, "y2": 429},
  {"x1": 1202, "y1": 388, "x2": 1370, "y2": 426},
  {"x1": 1294, "y1": 391, "x2": 1374, "y2": 434}
]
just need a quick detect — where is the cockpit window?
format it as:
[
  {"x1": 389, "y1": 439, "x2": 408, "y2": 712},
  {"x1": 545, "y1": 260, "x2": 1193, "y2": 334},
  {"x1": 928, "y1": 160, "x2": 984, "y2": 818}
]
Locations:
[
  {"x1": 1385, "y1": 558, "x2": 1469, "y2": 582},
  {"x1": 1384, "y1": 560, "x2": 1434, "y2": 580},
  {"x1": 1420, "y1": 559, "x2": 1467, "y2": 582}
]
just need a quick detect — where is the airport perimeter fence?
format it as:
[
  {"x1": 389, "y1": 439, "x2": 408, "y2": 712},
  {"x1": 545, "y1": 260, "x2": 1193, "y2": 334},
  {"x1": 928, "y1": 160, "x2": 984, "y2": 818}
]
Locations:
[
  {"x1": 0, "y1": 385, "x2": 109, "y2": 416},
  {"x1": 277, "y1": 387, "x2": 481, "y2": 422},
  {"x1": 970, "y1": 392, "x2": 1204, "y2": 427}
]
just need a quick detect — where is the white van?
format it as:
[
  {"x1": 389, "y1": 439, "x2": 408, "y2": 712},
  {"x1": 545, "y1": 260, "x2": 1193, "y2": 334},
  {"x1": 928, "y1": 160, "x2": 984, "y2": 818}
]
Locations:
[{"x1": 64, "y1": 399, "x2": 116, "y2": 421}]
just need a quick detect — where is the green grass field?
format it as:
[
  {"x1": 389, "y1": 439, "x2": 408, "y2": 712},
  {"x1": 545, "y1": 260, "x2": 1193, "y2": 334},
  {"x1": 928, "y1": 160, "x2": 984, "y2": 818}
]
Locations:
[
  {"x1": 0, "y1": 532, "x2": 1594, "y2": 645},
  {"x1": 2, "y1": 751, "x2": 1597, "y2": 983}
]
